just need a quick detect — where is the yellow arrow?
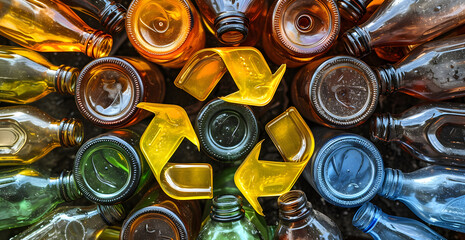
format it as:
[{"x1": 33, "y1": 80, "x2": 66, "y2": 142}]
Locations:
[
  {"x1": 234, "y1": 107, "x2": 314, "y2": 215},
  {"x1": 137, "y1": 102, "x2": 213, "y2": 200},
  {"x1": 174, "y1": 47, "x2": 286, "y2": 106}
]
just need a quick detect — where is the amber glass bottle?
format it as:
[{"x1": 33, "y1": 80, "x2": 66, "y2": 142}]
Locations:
[
  {"x1": 120, "y1": 185, "x2": 201, "y2": 240},
  {"x1": 126, "y1": 0, "x2": 205, "y2": 68},
  {"x1": 0, "y1": 46, "x2": 79, "y2": 104},
  {"x1": 0, "y1": 0, "x2": 113, "y2": 58},
  {"x1": 0, "y1": 105, "x2": 84, "y2": 165},
  {"x1": 342, "y1": 0, "x2": 465, "y2": 57},
  {"x1": 75, "y1": 57, "x2": 165, "y2": 129},
  {"x1": 61, "y1": 0, "x2": 126, "y2": 34},
  {"x1": 262, "y1": 0, "x2": 340, "y2": 67},
  {"x1": 196, "y1": 0, "x2": 266, "y2": 46},
  {"x1": 337, "y1": 0, "x2": 372, "y2": 23}
]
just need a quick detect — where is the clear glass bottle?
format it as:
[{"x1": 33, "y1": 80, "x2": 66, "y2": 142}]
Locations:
[
  {"x1": 0, "y1": 105, "x2": 84, "y2": 165},
  {"x1": 0, "y1": 167, "x2": 80, "y2": 230},
  {"x1": 0, "y1": 0, "x2": 113, "y2": 58},
  {"x1": 60, "y1": 0, "x2": 126, "y2": 34},
  {"x1": 198, "y1": 195, "x2": 262, "y2": 240},
  {"x1": 0, "y1": 46, "x2": 79, "y2": 104},
  {"x1": 376, "y1": 34, "x2": 465, "y2": 101},
  {"x1": 342, "y1": 0, "x2": 465, "y2": 57},
  {"x1": 75, "y1": 57, "x2": 165, "y2": 129},
  {"x1": 195, "y1": 99, "x2": 259, "y2": 163},
  {"x1": 275, "y1": 190, "x2": 342, "y2": 240},
  {"x1": 371, "y1": 102, "x2": 465, "y2": 166},
  {"x1": 74, "y1": 129, "x2": 153, "y2": 204},
  {"x1": 262, "y1": 0, "x2": 340, "y2": 67},
  {"x1": 126, "y1": 0, "x2": 205, "y2": 68},
  {"x1": 379, "y1": 166, "x2": 465, "y2": 233},
  {"x1": 291, "y1": 56, "x2": 378, "y2": 128},
  {"x1": 337, "y1": 0, "x2": 372, "y2": 23},
  {"x1": 353, "y1": 202, "x2": 446, "y2": 240},
  {"x1": 11, "y1": 204, "x2": 126, "y2": 240}
]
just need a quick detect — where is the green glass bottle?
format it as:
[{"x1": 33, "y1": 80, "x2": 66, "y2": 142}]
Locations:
[
  {"x1": 0, "y1": 167, "x2": 80, "y2": 230},
  {"x1": 11, "y1": 204, "x2": 125, "y2": 240},
  {"x1": 198, "y1": 195, "x2": 262, "y2": 240},
  {"x1": 74, "y1": 129, "x2": 153, "y2": 204}
]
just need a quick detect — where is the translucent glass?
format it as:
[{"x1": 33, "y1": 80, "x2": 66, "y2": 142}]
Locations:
[
  {"x1": 0, "y1": 105, "x2": 84, "y2": 165},
  {"x1": 342, "y1": 0, "x2": 465, "y2": 57},
  {"x1": 126, "y1": 0, "x2": 205, "y2": 68},
  {"x1": 371, "y1": 102, "x2": 465, "y2": 166},
  {"x1": 353, "y1": 202, "x2": 446, "y2": 240},
  {"x1": 0, "y1": 168, "x2": 80, "y2": 230},
  {"x1": 379, "y1": 166, "x2": 465, "y2": 233},
  {"x1": 0, "y1": 46, "x2": 78, "y2": 104},
  {"x1": 0, "y1": 0, "x2": 112, "y2": 58},
  {"x1": 262, "y1": 0, "x2": 340, "y2": 67}
]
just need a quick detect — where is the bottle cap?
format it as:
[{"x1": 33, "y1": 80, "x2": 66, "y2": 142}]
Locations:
[
  {"x1": 195, "y1": 99, "x2": 259, "y2": 162},
  {"x1": 74, "y1": 131, "x2": 143, "y2": 204},
  {"x1": 306, "y1": 134, "x2": 384, "y2": 207},
  {"x1": 308, "y1": 56, "x2": 378, "y2": 128},
  {"x1": 120, "y1": 206, "x2": 188, "y2": 240},
  {"x1": 75, "y1": 57, "x2": 144, "y2": 129}
]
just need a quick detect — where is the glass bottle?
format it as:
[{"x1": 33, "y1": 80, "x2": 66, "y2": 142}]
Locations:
[
  {"x1": 198, "y1": 195, "x2": 261, "y2": 240},
  {"x1": 379, "y1": 166, "x2": 465, "y2": 233},
  {"x1": 120, "y1": 185, "x2": 201, "y2": 240},
  {"x1": 0, "y1": 46, "x2": 79, "y2": 104},
  {"x1": 74, "y1": 129, "x2": 153, "y2": 204},
  {"x1": 195, "y1": 0, "x2": 266, "y2": 46},
  {"x1": 11, "y1": 204, "x2": 126, "y2": 240},
  {"x1": 275, "y1": 190, "x2": 342, "y2": 240},
  {"x1": 262, "y1": 0, "x2": 340, "y2": 67},
  {"x1": 126, "y1": 0, "x2": 205, "y2": 68},
  {"x1": 291, "y1": 56, "x2": 378, "y2": 128},
  {"x1": 0, "y1": 167, "x2": 80, "y2": 230},
  {"x1": 60, "y1": 0, "x2": 126, "y2": 34},
  {"x1": 376, "y1": 34, "x2": 465, "y2": 101},
  {"x1": 353, "y1": 202, "x2": 446, "y2": 240},
  {"x1": 302, "y1": 128, "x2": 384, "y2": 208},
  {"x1": 342, "y1": 0, "x2": 465, "y2": 57},
  {"x1": 195, "y1": 99, "x2": 259, "y2": 163},
  {"x1": 0, "y1": 0, "x2": 113, "y2": 58},
  {"x1": 337, "y1": 0, "x2": 372, "y2": 23},
  {"x1": 96, "y1": 226, "x2": 121, "y2": 240},
  {"x1": 75, "y1": 57, "x2": 165, "y2": 129},
  {"x1": 0, "y1": 105, "x2": 84, "y2": 165},
  {"x1": 371, "y1": 102, "x2": 465, "y2": 166}
]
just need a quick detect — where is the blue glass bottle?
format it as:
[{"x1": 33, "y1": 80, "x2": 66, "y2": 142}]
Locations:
[
  {"x1": 353, "y1": 202, "x2": 446, "y2": 240},
  {"x1": 379, "y1": 166, "x2": 465, "y2": 233}
]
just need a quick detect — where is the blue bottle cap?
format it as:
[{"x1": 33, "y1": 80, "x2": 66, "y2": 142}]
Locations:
[{"x1": 309, "y1": 134, "x2": 384, "y2": 207}]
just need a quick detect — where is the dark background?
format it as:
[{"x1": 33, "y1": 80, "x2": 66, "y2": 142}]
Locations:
[{"x1": 2, "y1": 0, "x2": 465, "y2": 239}]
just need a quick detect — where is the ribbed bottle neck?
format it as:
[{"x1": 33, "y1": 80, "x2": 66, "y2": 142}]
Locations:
[
  {"x1": 342, "y1": 26, "x2": 371, "y2": 57},
  {"x1": 210, "y1": 195, "x2": 245, "y2": 222},
  {"x1": 54, "y1": 65, "x2": 79, "y2": 95},
  {"x1": 214, "y1": 12, "x2": 249, "y2": 45},
  {"x1": 337, "y1": 0, "x2": 368, "y2": 23},
  {"x1": 278, "y1": 190, "x2": 313, "y2": 222},
  {"x1": 57, "y1": 171, "x2": 81, "y2": 201},
  {"x1": 370, "y1": 113, "x2": 399, "y2": 142},
  {"x1": 352, "y1": 202, "x2": 383, "y2": 233},
  {"x1": 82, "y1": 30, "x2": 113, "y2": 58},
  {"x1": 378, "y1": 168, "x2": 403, "y2": 199},
  {"x1": 99, "y1": 2, "x2": 126, "y2": 34},
  {"x1": 58, "y1": 118, "x2": 84, "y2": 147},
  {"x1": 98, "y1": 204, "x2": 126, "y2": 225},
  {"x1": 376, "y1": 64, "x2": 402, "y2": 95}
]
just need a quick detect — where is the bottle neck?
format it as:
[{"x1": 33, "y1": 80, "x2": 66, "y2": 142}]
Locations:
[
  {"x1": 99, "y1": 2, "x2": 126, "y2": 34},
  {"x1": 82, "y1": 30, "x2": 113, "y2": 58},
  {"x1": 51, "y1": 171, "x2": 81, "y2": 202},
  {"x1": 210, "y1": 195, "x2": 245, "y2": 222},
  {"x1": 98, "y1": 204, "x2": 126, "y2": 225},
  {"x1": 376, "y1": 64, "x2": 403, "y2": 95},
  {"x1": 278, "y1": 190, "x2": 313, "y2": 222},
  {"x1": 370, "y1": 113, "x2": 400, "y2": 142},
  {"x1": 53, "y1": 65, "x2": 79, "y2": 95},
  {"x1": 337, "y1": 0, "x2": 370, "y2": 22},
  {"x1": 214, "y1": 12, "x2": 249, "y2": 45},
  {"x1": 57, "y1": 118, "x2": 84, "y2": 147},
  {"x1": 378, "y1": 168, "x2": 404, "y2": 200},
  {"x1": 352, "y1": 202, "x2": 383, "y2": 233},
  {"x1": 342, "y1": 26, "x2": 371, "y2": 57}
]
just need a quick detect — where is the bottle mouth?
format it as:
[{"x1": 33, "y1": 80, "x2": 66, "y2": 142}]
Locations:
[
  {"x1": 342, "y1": 26, "x2": 371, "y2": 57},
  {"x1": 58, "y1": 171, "x2": 81, "y2": 202},
  {"x1": 278, "y1": 190, "x2": 311, "y2": 221},
  {"x1": 214, "y1": 12, "x2": 249, "y2": 45},
  {"x1": 211, "y1": 195, "x2": 244, "y2": 222},
  {"x1": 85, "y1": 30, "x2": 113, "y2": 58},
  {"x1": 375, "y1": 64, "x2": 399, "y2": 95},
  {"x1": 378, "y1": 168, "x2": 403, "y2": 199},
  {"x1": 352, "y1": 202, "x2": 382, "y2": 233},
  {"x1": 370, "y1": 113, "x2": 392, "y2": 142},
  {"x1": 337, "y1": 0, "x2": 366, "y2": 22},
  {"x1": 55, "y1": 65, "x2": 79, "y2": 95},
  {"x1": 100, "y1": 2, "x2": 127, "y2": 34},
  {"x1": 59, "y1": 118, "x2": 84, "y2": 147}
]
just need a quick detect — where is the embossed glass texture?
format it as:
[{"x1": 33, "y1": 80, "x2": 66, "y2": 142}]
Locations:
[
  {"x1": 371, "y1": 102, "x2": 465, "y2": 166},
  {"x1": 342, "y1": 0, "x2": 465, "y2": 57},
  {"x1": 0, "y1": 0, "x2": 112, "y2": 58},
  {"x1": 291, "y1": 56, "x2": 378, "y2": 129},
  {"x1": 0, "y1": 105, "x2": 84, "y2": 165},
  {"x1": 126, "y1": 0, "x2": 205, "y2": 68},
  {"x1": 0, "y1": 168, "x2": 80, "y2": 230},
  {"x1": 379, "y1": 166, "x2": 465, "y2": 233},
  {"x1": 275, "y1": 190, "x2": 342, "y2": 240},
  {"x1": 262, "y1": 0, "x2": 340, "y2": 67},
  {"x1": 353, "y1": 202, "x2": 446, "y2": 240},
  {"x1": 0, "y1": 46, "x2": 79, "y2": 104}
]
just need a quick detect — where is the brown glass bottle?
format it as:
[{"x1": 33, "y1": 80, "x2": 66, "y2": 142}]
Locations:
[
  {"x1": 342, "y1": 0, "x2": 465, "y2": 57},
  {"x1": 371, "y1": 102, "x2": 465, "y2": 166},
  {"x1": 337, "y1": 0, "x2": 372, "y2": 23},
  {"x1": 262, "y1": 0, "x2": 340, "y2": 67},
  {"x1": 126, "y1": 0, "x2": 205, "y2": 68},
  {"x1": 75, "y1": 57, "x2": 165, "y2": 129},
  {"x1": 120, "y1": 185, "x2": 201, "y2": 240},
  {"x1": 291, "y1": 56, "x2": 378, "y2": 128}
]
